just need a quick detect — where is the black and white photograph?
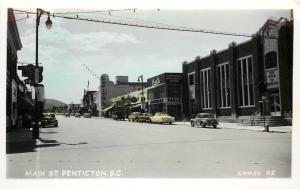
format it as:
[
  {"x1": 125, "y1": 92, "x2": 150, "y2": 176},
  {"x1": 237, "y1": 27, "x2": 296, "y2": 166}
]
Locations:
[{"x1": 1, "y1": 0, "x2": 299, "y2": 189}]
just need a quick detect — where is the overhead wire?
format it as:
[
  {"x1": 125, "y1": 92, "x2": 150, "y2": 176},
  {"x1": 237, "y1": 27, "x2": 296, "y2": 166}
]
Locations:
[{"x1": 13, "y1": 9, "x2": 256, "y2": 38}]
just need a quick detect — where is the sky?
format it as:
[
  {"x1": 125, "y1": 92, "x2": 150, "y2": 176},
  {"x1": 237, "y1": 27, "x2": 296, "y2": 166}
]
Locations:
[{"x1": 14, "y1": 9, "x2": 291, "y2": 104}]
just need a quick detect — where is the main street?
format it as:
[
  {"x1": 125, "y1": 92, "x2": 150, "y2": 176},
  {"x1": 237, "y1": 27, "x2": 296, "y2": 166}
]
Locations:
[{"x1": 7, "y1": 116, "x2": 291, "y2": 178}]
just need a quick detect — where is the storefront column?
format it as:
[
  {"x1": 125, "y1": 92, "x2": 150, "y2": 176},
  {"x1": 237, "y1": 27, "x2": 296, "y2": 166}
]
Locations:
[
  {"x1": 228, "y1": 42, "x2": 238, "y2": 118},
  {"x1": 210, "y1": 50, "x2": 218, "y2": 115},
  {"x1": 194, "y1": 56, "x2": 201, "y2": 114}
]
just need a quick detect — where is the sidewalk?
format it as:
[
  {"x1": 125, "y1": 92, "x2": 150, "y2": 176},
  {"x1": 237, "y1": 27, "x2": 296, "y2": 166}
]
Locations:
[
  {"x1": 175, "y1": 121, "x2": 292, "y2": 133},
  {"x1": 6, "y1": 128, "x2": 36, "y2": 154}
]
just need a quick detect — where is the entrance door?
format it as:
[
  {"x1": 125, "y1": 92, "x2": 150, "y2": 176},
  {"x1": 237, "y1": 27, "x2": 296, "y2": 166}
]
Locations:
[{"x1": 270, "y1": 94, "x2": 281, "y2": 116}]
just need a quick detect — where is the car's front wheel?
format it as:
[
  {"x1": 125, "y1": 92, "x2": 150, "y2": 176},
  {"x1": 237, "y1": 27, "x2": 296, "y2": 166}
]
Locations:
[
  {"x1": 191, "y1": 122, "x2": 195, "y2": 127},
  {"x1": 201, "y1": 122, "x2": 206, "y2": 128}
]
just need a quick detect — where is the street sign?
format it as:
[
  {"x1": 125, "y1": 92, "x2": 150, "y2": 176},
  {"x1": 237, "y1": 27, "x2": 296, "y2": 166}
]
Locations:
[
  {"x1": 18, "y1": 64, "x2": 35, "y2": 79},
  {"x1": 24, "y1": 79, "x2": 33, "y2": 85},
  {"x1": 18, "y1": 65, "x2": 43, "y2": 84}
]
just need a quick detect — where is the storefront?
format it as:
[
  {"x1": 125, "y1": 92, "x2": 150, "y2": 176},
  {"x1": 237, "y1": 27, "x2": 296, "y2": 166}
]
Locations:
[{"x1": 147, "y1": 73, "x2": 183, "y2": 119}]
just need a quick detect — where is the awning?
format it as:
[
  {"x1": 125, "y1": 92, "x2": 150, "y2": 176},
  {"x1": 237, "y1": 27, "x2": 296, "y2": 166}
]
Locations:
[
  {"x1": 103, "y1": 105, "x2": 114, "y2": 112},
  {"x1": 145, "y1": 83, "x2": 165, "y2": 91}
]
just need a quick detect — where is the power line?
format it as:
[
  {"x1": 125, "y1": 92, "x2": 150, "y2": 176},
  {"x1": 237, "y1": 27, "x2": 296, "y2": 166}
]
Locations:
[
  {"x1": 54, "y1": 14, "x2": 253, "y2": 38},
  {"x1": 82, "y1": 63, "x2": 100, "y2": 80},
  {"x1": 13, "y1": 9, "x2": 253, "y2": 38},
  {"x1": 54, "y1": 8, "x2": 136, "y2": 15},
  {"x1": 13, "y1": 9, "x2": 277, "y2": 39}
]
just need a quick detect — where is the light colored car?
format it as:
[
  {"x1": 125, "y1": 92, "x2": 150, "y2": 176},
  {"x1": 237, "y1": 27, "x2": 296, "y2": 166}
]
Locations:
[
  {"x1": 149, "y1": 112, "x2": 175, "y2": 124},
  {"x1": 190, "y1": 113, "x2": 218, "y2": 128},
  {"x1": 138, "y1": 113, "x2": 153, "y2": 123}
]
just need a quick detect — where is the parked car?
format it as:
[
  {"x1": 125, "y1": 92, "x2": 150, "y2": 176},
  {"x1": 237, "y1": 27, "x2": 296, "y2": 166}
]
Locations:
[
  {"x1": 149, "y1": 112, "x2": 175, "y2": 124},
  {"x1": 113, "y1": 111, "x2": 125, "y2": 120},
  {"x1": 65, "y1": 113, "x2": 70, "y2": 117},
  {"x1": 70, "y1": 112, "x2": 75, "y2": 116},
  {"x1": 190, "y1": 113, "x2": 218, "y2": 128},
  {"x1": 83, "y1": 113, "x2": 91, "y2": 118},
  {"x1": 138, "y1": 113, "x2": 153, "y2": 123},
  {"x1": 128, "y1": 112, "x2": 142, "y2": 122},
  {"x1": 41, "y1": 113, "x2": 58, "y2": 128},
  {"x1": 75, "y1": 113, "x2": 81, "y2": 118}
]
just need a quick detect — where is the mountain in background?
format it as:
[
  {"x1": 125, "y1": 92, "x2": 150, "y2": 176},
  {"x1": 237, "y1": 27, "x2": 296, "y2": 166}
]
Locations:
[{"x1": 44, "y1": 99, "x2": 67, "y2": 111}]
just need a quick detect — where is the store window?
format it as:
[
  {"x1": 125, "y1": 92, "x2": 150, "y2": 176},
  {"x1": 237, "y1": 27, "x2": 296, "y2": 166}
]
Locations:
[
  {"x1": 217, "y1": 63, "x2": 231, "y2": 108},
  {"x1": 200, "y1": 68, "x2": 212, "y2": 109},
  {"x1": 237, "y1": 55, "x2": 255, "y2": 107}
]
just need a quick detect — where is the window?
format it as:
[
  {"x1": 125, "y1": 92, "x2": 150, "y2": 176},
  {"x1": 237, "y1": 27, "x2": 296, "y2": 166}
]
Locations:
[
  {"x1": 217, "y1": 63, "x2": 231, "y2": 108},
  {"x1": 237, "y1": 56, "x2": 255, "y2": 107},
  {"x1": 200, "y1": 68, "x2": 212, "y2": 109},
  {"x1": 188, "y1": 72, "x2": 195, "y2": 100},
  {"x1": 188, "y1": 72, "x2": 195, "y2": 86},
  {"x1": 265, "y1": 51, "x2": 278, "y2": 69}
]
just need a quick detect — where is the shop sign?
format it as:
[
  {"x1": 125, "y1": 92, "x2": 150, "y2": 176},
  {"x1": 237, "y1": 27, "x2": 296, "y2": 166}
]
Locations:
[
  {"x1": 152, "y1": 77, "x2": 161, "y2": 86},
  {"x1": 266, "y1": 69, "x2": 279, "y2": 89},
  {"x1": 149, "y1": 98, "x2": 166, "y2": 104}
]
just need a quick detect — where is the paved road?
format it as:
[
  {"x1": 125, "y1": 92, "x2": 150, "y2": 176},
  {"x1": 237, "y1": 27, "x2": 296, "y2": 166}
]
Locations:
[{"x1": 7, "y1": 116, "x2": 291, "y2": 178}]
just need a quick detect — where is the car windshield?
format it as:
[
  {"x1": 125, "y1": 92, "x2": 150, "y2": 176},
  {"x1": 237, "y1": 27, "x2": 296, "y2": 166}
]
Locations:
[
  {"x1": 156, "y1": 113, "x2": 168, "y2": 116},
  {"x1": 197, "y1": 114, "x2": 214, "y2": 118}
]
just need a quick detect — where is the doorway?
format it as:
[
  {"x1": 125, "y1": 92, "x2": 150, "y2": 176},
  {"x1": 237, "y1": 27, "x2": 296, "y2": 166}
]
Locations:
[{"x1": 270, "y1": 93, "x2": 281, "y2": 116}]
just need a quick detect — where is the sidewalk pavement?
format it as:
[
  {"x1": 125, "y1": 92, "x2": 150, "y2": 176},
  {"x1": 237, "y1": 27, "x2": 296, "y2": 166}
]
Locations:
[
  {"x1": 175, "y1": 121, "x2": 292, "y2": 133},
  {"x1": 6, "y1": 128, "x2": 36, "y2": 154}
]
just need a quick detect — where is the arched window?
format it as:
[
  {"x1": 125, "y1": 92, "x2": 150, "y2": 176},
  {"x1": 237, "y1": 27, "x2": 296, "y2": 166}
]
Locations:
[{"x1": 265, "y1": 51, "x2": 278, "y2": 69}]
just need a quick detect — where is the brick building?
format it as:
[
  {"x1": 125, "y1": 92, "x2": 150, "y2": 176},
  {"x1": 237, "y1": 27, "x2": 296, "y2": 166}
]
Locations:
[{"x1": 182, "y1": 18, "x2": 293, "y2": 122}]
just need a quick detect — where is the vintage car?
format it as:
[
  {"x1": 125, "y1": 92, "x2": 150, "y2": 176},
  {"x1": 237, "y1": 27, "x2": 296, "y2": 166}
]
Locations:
[
  {"x1": 41, "y1": 113, "x2": 58, "y2": 128},
  {"x1": 149, "y1": 112, "x2": 175, "y2": 124},
  {"x1": 83, "y1": 113, "x2": 92, "y2": 118},
  {"x1": 137, "y1": 113, "x2": 153, "y2": 123},
  {"x1": 75, "y1": 112, "x2": 81, "y2": 118},
  {"x1": 64, "y1": 113, "x2": 70, "y2": 117},
  {"x1": 190, "y1": 113, "x2": 218, "y2": 128},
  {"x1": 128, "y1": 112, "x2": 142, "y2": 122}
]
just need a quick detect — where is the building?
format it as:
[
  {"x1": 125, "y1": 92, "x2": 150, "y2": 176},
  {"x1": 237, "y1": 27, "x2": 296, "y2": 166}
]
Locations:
[
  {"x1": 82, "y1": 90, "x2": 97, "y2": 115},
  {"x1": 68, "y1": 103, "x2": 81, "y2": 113},
  {"x1": 99, "y1": 74, "x2": 148, "y2": 111},
  {"x1": 105, "y1": 87, "x2": 151, "y2": 118},
  {"x1": 182, "y1": 18, "x2": 293, "y2": 123},
  {"x1": 7, "y1": 8, "x2": 34, "y2": 128},
  {"x1": 147, "y1": 73, "x2": 183, "y2": 119}
]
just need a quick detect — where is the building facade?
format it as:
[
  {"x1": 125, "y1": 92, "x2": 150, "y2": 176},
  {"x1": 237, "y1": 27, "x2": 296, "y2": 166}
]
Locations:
[
  {"x1": 99, "y1": 74, "x2": 148, "y2": 110},
  {"x1": 182, "y1": 18, "x2": 293, "y2": 122},
  {"x1": 147, "y1": 73, "x2": 183, "y2": 119},
  {"x1": 7, "y1": 9, "x2": 34, "y2": 128}
]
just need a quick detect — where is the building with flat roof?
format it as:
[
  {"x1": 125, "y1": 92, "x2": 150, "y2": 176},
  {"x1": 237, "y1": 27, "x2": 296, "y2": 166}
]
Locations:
[{"x1": 182, "y1": 18, "x2": 293, "y2": 124}]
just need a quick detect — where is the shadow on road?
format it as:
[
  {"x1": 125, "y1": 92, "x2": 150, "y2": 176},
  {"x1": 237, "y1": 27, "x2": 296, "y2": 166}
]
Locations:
[
  {"x1": 6, "y1": 140, "x2": 36, "y2": 154},
  {"x1": 40, "y1": 131, "x2": 59, "y2": 134},
  {"x1": 6, "y1": 138, "x2": 88, "y2": 154},
  {"x1": 36, "y1": 138, "x2": 88, "y2": 148}
]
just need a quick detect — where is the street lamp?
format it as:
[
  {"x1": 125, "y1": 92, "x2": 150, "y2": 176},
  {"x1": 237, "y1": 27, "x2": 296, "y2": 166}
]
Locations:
[
  {"x1": 260, "y1": 95, "x2": 269, "y2": 132},
  {"x1": 138, "y1": 75, "x2": 145, "y2": 113},
  {"x1": 32, "y1": 8, "x2": 52, "y2": 139}
]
